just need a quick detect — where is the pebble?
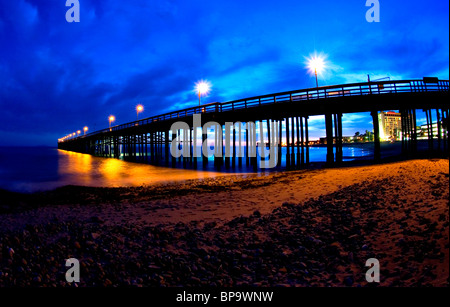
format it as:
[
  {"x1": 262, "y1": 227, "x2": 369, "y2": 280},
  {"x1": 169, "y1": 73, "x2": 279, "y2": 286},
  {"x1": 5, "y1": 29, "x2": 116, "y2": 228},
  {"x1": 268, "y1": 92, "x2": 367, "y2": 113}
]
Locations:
[
  {"x1": 0, "y1": 172, "x2": 447, "y2": 288},
  {"x1": 33, "y1": 276, "x2": 41, "y2": 283},
  {"x1": 348, "y1": 252, "x2": 354, "y2": 262},
  {"x1": 7, "y1": 247, "x2": 14, "y2": 258},
  {"x1": 344, "y1": 276, "x2": 354, "y2": 286}
]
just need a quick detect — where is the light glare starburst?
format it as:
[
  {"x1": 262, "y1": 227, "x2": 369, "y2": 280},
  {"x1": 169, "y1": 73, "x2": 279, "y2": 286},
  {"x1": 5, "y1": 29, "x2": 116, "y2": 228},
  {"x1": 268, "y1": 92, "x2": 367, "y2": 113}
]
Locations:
[
  {"x1": 194, "y1": 80, "x2": 211, "y2": 97},
  {"x1": 306, "y1": 53, "x2": 327, "y2": 76}
]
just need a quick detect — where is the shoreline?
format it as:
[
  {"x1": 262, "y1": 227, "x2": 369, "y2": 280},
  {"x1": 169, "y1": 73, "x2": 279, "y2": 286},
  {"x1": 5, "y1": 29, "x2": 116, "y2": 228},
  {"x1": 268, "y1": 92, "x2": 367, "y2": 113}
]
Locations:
[
  {"x1": 1, "y1": 142, "x2": 446, "y2": 195},
  {"x1": 0, "y1": 158, "x2": 448, "y2": 287}
]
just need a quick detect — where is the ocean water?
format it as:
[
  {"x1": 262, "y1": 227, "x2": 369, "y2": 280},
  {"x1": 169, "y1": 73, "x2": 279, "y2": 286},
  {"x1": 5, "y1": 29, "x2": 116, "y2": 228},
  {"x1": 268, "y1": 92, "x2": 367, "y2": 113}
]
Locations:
[{"x1": 0, "y1": 145, "x2": 373, "y2": 193}]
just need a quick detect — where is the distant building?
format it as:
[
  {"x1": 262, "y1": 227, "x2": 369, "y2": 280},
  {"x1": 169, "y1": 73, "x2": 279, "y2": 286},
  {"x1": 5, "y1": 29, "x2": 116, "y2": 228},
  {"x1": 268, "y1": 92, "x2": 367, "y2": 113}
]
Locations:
[
  {"x1": 319, "y1": 136, "x2": 354, "y2": 144},
  {"x1": 417, "y1": 123, "x2": 446, "y2": 139},
  {"x1": 378, "y1": 111, "x2": 402, "y2": 141}
]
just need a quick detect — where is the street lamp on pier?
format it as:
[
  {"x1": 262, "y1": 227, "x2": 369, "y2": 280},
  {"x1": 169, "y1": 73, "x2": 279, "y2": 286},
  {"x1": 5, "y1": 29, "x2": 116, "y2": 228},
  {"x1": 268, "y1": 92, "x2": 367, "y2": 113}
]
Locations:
[
  {"x1": 136, "y1": 104, "x2": 144, "y2": 120},
  {"x1": 109, "y1": 115, "x2": 116, "y2": 130},
  {"x1": 306, "y1": 53, "x2": 326, "y2": 88},
  {"x1": 194, "y1": 80, "x2": 211, "y2": 106}
]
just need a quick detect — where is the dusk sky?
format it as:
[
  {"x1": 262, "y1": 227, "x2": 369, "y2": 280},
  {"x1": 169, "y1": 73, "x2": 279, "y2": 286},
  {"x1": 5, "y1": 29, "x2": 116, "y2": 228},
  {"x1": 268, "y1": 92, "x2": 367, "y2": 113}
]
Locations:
[{"x1": 1, "y1": 0, "x2": 448, "y2": 146}]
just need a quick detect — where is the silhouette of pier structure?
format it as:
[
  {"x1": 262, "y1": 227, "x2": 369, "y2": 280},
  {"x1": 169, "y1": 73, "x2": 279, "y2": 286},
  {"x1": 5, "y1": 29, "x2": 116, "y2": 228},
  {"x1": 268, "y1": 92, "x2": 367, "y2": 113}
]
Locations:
[{"x1": 58, "y1": 78, "x2": 449, "y2": 169}]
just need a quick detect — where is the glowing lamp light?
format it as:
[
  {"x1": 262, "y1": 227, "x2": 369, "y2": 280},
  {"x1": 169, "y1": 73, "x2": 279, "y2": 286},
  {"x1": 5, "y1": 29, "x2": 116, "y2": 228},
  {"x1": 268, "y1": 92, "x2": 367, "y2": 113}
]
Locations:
[
  {"x1": 109, "y1": 115, "x2": 116, "y2": 130},
  {"x1": 136, "y1": 104, "x2": 144, "y2": 120},
  {"x1": 194, "y1": 80, "x2": 211, "y2": 106},
  {"x1": 305, "y1": 53, "x2": 327, "y2": 87},
  {"x1": 307, "y1": 56, "x2": 325, "y2": 75},
  {"x1": 83, "y1": 126, "x2": 88, "y2": 135}
]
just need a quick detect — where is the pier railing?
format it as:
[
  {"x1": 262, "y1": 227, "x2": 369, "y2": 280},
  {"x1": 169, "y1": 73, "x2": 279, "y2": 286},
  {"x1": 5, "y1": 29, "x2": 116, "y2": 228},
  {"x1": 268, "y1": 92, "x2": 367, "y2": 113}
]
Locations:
[{"x1": 61, "y1": 78, "x2": 449, "y2": 142}]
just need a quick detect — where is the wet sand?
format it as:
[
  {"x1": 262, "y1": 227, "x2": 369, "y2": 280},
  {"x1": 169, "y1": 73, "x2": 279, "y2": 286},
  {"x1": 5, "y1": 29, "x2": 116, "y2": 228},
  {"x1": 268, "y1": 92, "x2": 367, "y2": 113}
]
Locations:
[{"x1": 0, "y1": 158, "x2": 448, "y2": 287}]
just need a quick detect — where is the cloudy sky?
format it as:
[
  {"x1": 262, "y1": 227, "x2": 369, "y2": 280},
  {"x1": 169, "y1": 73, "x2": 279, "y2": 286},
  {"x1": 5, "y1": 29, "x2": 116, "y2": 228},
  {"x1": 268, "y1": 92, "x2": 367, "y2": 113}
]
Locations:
[{"x1": 0, "y1": 0, "x2": 448, "y2": 145}]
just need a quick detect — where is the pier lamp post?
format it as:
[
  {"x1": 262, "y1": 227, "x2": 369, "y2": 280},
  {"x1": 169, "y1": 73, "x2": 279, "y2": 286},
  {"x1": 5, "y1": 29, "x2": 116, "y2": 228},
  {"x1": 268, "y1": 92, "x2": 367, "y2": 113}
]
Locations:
[
  {"x1": 83, "y1": 126, "x2": 88, "y2": 135},
  {"x1": 194, "y1": 80, "x2": 211, "y2": 106},
  {"x1": 136, "y1": 104, "x2": 144, "y2": 120},
  {"x1": 306, "y1": 54, "x2": 326, "y2": 88},
  {"x1": 77, "y1": 130, "x2": 81, "y2": 137},
  {"x1": 109, "y1": 115, "x2": 115, "y2": 131}
]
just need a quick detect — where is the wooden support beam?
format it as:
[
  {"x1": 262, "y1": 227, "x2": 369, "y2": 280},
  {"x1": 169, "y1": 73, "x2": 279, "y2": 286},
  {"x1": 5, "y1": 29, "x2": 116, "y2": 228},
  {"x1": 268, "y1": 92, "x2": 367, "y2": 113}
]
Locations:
[
  {"x1": 286, "y1": 117, "x2": 290, "y2": 168},
  {"x1": 337, "y1": 113, "x2": 343, "y2": 163},
  {"x1": 436, "y1": 109, "x2": 442, "y2": 150},
  {"x1": 278, "y1": 120, "x2": 282, "y2": 167},
  {"x1": 296, "y1": 117, "x2": 300, "y2": 167},
  {"x1": 325, "y1": 113, "x2": 334, "y2": 164},
  {"x1": 300, "y1": 117, "x2": 304, "y2": 166},
  {"x1": 291, "y1": 117, "x2": 295, "y2": 167},
  {"x1": 165, "y1": 130, "x2": 169, "y2": 165},
  {"x1": 305, "y1": 116, "x2": 310, "y2": 164}
]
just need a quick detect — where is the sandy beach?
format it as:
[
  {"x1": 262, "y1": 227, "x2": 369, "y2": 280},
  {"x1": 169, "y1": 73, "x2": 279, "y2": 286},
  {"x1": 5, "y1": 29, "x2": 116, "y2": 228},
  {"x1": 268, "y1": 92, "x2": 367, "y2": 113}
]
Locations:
[{"x1": 0, "y1": 158, "x2": 448, "y2": 287}]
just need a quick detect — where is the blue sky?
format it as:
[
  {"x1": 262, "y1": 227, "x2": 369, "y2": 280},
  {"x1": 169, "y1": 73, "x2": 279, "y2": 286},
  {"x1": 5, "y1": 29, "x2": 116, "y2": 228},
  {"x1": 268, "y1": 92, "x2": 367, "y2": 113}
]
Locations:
[{"x1": 0, "y1": 0, "x2": 448, "y2": 145}]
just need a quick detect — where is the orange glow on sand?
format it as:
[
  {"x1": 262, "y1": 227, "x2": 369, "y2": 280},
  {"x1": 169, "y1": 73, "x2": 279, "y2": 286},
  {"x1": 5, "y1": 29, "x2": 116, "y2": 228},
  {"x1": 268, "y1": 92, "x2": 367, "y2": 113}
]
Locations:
[{"x1": 57, "y1": 149, "x2": 247, "y2": 188}]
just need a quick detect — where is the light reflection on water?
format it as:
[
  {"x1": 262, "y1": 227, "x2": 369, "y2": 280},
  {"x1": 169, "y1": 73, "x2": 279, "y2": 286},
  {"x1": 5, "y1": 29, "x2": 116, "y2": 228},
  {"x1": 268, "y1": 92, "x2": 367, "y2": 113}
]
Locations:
[
  {"x1": 0, "y1": 147, "x2": 250, "y2": 193},
  {"x1": 0, "y1": 141, "x2": 438, "y2": 193},
  {"x1": 56, "y1": 149, "x2": 243, "y2": 191},
  {"x1": 0, "y1": 144, "x2": 375, "y2": 193}
]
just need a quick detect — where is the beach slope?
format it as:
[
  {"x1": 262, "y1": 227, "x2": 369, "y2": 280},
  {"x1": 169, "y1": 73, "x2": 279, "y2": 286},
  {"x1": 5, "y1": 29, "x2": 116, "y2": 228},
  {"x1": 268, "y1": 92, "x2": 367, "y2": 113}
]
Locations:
[{"x1": 0, "y1": 159, "x2": 448, "y2": 287}]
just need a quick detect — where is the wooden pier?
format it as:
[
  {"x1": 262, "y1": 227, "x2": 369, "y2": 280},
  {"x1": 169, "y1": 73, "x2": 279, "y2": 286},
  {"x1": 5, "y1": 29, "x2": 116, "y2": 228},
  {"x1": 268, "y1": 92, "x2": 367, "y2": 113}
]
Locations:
[{"x1": 58, "y1": 78, "x2": 449, "y2": 169}]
